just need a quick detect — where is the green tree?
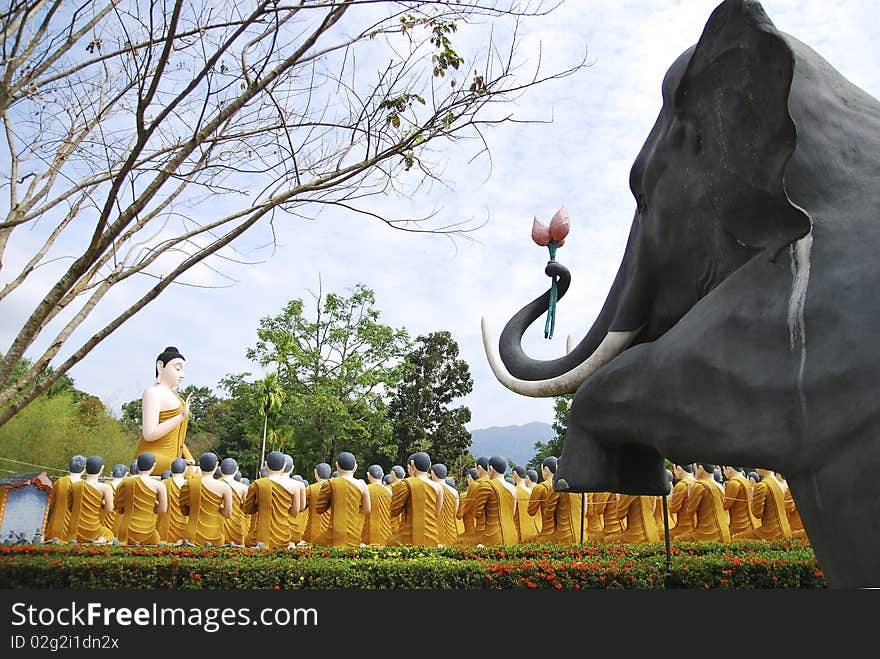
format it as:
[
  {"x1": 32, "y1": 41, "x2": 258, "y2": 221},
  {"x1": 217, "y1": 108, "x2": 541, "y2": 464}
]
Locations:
[
  {"x1": 528, "y1": 394, "x2": 571, "y2": 469},
  {"x1": 246, "y1": 283, "x2": 411, "y2": 466},
  {"x1": 202, "y1": 374, "x2": 261, "y2": 478},
  {"x1": 388, "y1": 331, "x2": 473, "y2": 468},
  {"x1": 0, "y1": 1, "x2": 586, "y2": 430}
]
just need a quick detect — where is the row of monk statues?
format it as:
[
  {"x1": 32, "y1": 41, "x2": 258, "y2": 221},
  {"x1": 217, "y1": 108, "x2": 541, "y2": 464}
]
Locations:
[{"x1": 41, "y1": 447, "x2": 808, "y2": 548}]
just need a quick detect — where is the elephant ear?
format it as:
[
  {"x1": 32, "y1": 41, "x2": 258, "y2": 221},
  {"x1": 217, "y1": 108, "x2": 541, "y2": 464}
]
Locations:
[{"x1": 674, "y1": 0, "x2": 810, "y2": 253}]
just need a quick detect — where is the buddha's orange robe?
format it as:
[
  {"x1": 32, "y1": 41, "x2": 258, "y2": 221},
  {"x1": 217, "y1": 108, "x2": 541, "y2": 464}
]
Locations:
[
  {"x1": 180, "y1": 475, "x2": 226, "y2": 546},
  {"x1": 734, "y1": 477, "x2": 792, "y2": 540},
  {"x1": 527, "y1": 478, "x2": 557, "y2": 542},
  {"x1": 303, "y1": 481, "x2": 330, "y2": 543},
  {"x1": 388, "y1": 477, "x2": 441, "y2": 547},
  {"x1": 723, "y1": 474, "x2": 756, "y2": 536},
  {"x1": 676, "y1": 481, "x2": 730, "y2": 542},
  {"x1": 472, "y1": 479, "x2": 518, "y2": 546},
  {"x1": 243, "y1": 478, "x2": 296, "y2": 549},
  {"x1": 67, "y1": 480, "x2": 113, "y2": 543},
  {"x1": 314, "y1": 478, "x2": 365, "y2": 548},
  {"x1": 601, "y1": 495, "x2": 658, "y2": 543},
  {"x1": 361, "y1": 482, "x2": 393, "y2": 546},
  {"x1": 669, "y1": 479, "x2": 695, "y2": 538},
  {"x1": 133, "y1": 396, "x2": 194, "y2": 475},
  {"x1": 44, "y1": 475, "x2": 74, "y2": 541},
  {"x1": 115, "y1": 477, "x2": 162, "y2": 545},
  {"x1": 156, "y1": 478, "x2": 187, "y2": 543},
  {"x1": 516, "y1": 484, "x2": 539, "y2": 544}
]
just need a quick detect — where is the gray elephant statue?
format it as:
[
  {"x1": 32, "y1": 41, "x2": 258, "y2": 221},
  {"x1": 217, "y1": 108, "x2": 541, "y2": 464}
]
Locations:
[{"x1": 483, "y1": 0, "x2": 880, "y2": 589}]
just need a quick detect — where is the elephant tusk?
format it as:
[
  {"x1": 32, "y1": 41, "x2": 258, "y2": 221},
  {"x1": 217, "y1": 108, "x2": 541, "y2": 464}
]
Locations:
[{"x1": 481, "y1": 317, "x2": 642, "y2": 398}]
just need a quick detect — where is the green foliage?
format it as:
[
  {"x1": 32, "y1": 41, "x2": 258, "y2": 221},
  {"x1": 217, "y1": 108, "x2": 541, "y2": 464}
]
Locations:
[
  {"x1": 529, "y1": 394, "x2": 571, "y2": 469},
  {"x1": 243, "y1": 284, "x2": 411, "y2": 469},
  {"x1": 388, "y1": 331, "x2": 473, "y2": 469},
  {"x1": 0, "y1": 539, "x2": 825, "y2": 590},
  {"x1": 0, "y1": 392, "x2": 136, "y2": 477}
]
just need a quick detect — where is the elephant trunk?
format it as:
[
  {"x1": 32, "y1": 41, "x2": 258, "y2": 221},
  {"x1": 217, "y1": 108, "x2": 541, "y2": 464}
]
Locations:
[{"x1": 482, "y1": 255, "x2": 640, "y2": 397}]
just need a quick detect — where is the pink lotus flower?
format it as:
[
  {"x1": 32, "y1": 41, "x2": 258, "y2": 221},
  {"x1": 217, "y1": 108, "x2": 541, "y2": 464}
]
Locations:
[
  {"x1": 549, "y1": 206, "x2": 570, "y2": 242},
  {"x1": 531, "y1": 217, "x2": 551, "y2": 246}
]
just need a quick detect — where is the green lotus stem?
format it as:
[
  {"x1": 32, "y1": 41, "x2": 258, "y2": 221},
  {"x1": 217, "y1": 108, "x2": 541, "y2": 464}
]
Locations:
[{"x1": 545, "y1": 240, "x2": 558, "y2": 339}]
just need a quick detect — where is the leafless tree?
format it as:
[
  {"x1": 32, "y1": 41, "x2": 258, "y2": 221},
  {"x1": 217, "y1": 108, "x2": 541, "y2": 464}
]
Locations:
[{"x1": 0, "y1": 0, "x2": 585, "y2": 427}]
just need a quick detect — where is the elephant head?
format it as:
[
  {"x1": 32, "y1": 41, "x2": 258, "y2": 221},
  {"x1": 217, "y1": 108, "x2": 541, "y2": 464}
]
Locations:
[{"x1": 483, "y1": 0, "x2": 880, "y2": 588}]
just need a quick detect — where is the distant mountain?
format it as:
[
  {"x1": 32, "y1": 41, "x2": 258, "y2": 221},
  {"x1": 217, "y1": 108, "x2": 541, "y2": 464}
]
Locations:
[{"x1": 468, "y1": 421, "x2": 555, "y2": 468}]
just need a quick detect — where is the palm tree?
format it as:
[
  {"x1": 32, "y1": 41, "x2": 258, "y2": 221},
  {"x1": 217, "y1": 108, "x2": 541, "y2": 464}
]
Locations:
[{"x1": 255, "y1": 373, "x2": 284, "y2": 479}]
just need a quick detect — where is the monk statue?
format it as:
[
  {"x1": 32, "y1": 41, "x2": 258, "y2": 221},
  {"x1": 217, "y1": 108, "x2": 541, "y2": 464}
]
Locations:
[
  {"x1": 362, "y1": 465, "x2": 393, "y2": 546},
  {"x1": 455, "y1": 468, "x2": 480, "y2": 545},
  {"x1": 512, "y1": 465, "x2": 538, "y2": 544},
  {"x1": 128, "y1": 460, "x2": 138, "y2": 477},
  {"x1": 215, "y1": 457, "x2": 248, "y2": 546},
  {"x1": 303, "y1": 462, "x2": 332, "y2": 544},
  {"x1": 115, "y1": 452, "x2": 167, "y2": 545},
  {"x1": 672, "y1": 463, "x2": 730, "y2": 543},
  {"x1": 472, "y1": 456, "x2": 518, "y2": 546},
  {"x1": 429, "y1": 463, "x2": 459, "y2": 547},
  {"x1": 157, "y1": 457, "x2": 188, "y2": 544},
  {"x1": 289, "y1": 474, "x2": 309, "y2": 544},
  {"x1": 528, "y1": 457, "x2": 559, "y2": 543},
  {"x1": 43, "y1": 454, "x2": 86, "y2": 542},
  {"x1": 388, "y1": 452, "x2": 444, "y2": 547},
  {"x1": 67, "y1": 455, "x2": 115, "y2": 543},
  {"x1": 602, "y1": 493, "x2": 659, "y2": 544},
  {"x1": 134, "y1": 346, "x2": 195, "y2": 475},
  {"x1": 244, "y1": 450, "x2": 301, "y2": 548},
  {"x1": 313, "y1": 452, "x2": 370, "y2": 547},
  {"x1": 722, "y1": 466, "x2": 757, "y2": 537},
  {"x1": 180, "y1": 452, "x2": 233, "y2": 547},
  {"x1": 669, "y1": 463, "x2": 697, "y2": 539},
  {"x1": 733, "y1": 467, "x2": 792, "y2": 541},
  {"x1": 103, "y1": 464, "x2": 127, "y2": 539},
  {"x1": 526, "y1": 469, "x2": 539, "y2": 491}
]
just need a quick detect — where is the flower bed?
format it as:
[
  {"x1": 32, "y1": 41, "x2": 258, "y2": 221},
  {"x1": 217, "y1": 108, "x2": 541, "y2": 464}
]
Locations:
[{"x1": 0, "y1": 539, "x2": 824, "y2": 589}]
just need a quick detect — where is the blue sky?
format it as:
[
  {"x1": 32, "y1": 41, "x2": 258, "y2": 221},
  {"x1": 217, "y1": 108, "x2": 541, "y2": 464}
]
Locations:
[{"x1": 2, "y1": 0, "x2": 878, "y2": 432}]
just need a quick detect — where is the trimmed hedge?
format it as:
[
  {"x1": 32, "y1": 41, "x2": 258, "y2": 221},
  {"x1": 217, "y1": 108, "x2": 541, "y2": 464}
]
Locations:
[{"x1": 0, "y1": 539, "x2": 825, "y2": 589}]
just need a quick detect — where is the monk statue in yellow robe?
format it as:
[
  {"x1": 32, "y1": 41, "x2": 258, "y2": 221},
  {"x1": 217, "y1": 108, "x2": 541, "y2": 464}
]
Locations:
[
  {"x1": 281, "y1": 455, "x2": 307, "y2": 545},
  {"x1": 43, "y1": 454, "x2": 86, "y2": 542},
  {"x1": 362, "y1": 465, "x2": 394, "y2": 546},
  {"x1": 782, "y1": 476, "x2": 807, "y2": 540},
  {"x1": 157, "y1": 458, "x2": 188, "y2": 543},
  {"x1": 386, "y1": 465, "x2": 406, "y2": 537},
  {"x1": 102, "y1": 464, "x2": 127, "y2": 540},
  {"x1": 429, "y1": 463, "x2": 459, "y2": 547},
  {"x1": 180, "y1": 452, "x2": 232, "y2": 547},
  {"x1": 313, "y1": 452, "x2": 370, "y2": 547},
  {"x1": 548, "y1": 459, "x2": 586, "y2": 545},
  {"x1": 733, "y1": 468, "x2": 792, "y2": 541},
  {"x1": 244, "y1": 451, "x2": 301, "y2": 549},
  {"x1": 218, "y1": 458, "x2": 249, "y2": 546},
  {"x1": 528, "y1": 457, "x2": 560, "y2": 542},
  {"x1": 472, "y1": 456, "x2": 518, "y2": 546},
  {"x1": 603, "y1": 494, "x2": 660, "y2": 544},
  {"x1": 673, "y1": 463, "x2": 730, "y2": 542},
  {"x1": 388, "y1": 452, "x2": 444, "y2": 547},
  {"x1": 67, "y1": 456, "x2": 115, "y2": 543},
  {"x1": 722, "y1": 466, "x2": 757, "y2": 537},
  {"x1": 289, "y1": 475, "x2": 309, "y2": 544},
  {"x1": 669, "y1": 463, "x2": 697, "y2": 539},
  {"x1": 511, "y1": 466, "x2": 538, "y2": 544},
  {"x1": 134, "y1": 346, "x2": 195, "y2": 476},
  {"x1": 454, "y1": 468, "x2": 480, "y2": 545},
  {"x1": 115, "y1": 452, "x2": 167, "y2": 545},
  {"x1": 303, "y1": 462, "x2": 332, "y2": 544}
]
